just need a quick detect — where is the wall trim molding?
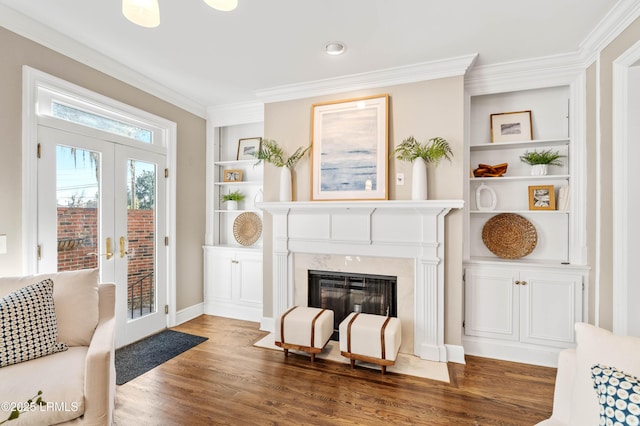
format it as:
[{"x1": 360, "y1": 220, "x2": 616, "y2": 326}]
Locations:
[
  {"x1": 0, "y1": 4, "x2": 206, "y2": 118},
  {"x1": 256, "y1": 54, "x2": 478, "y2": 103},
  {"x1": 465, "y1": 52, "x2": 584, "y2": 95},
  {"x1": 579, "y1": 0, "x2": 640, "y2": 66},
  {"x1": 611, "y1": 39, "x2": 640, "y2": 335},
  {"x1": 175, "y1": 303, "x2": 205, "y2": 326},
  {"x1": 207, "y1": 102, "x2": 265, "y2": 127}
]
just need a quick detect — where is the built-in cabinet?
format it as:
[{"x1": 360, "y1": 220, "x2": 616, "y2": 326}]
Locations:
[
  {"x1": 203, "y1": 246, "x2": 262, "y2": 321},
  {"x1": 463, "y1": 82, "x2": 589, "y2": 366},
  {"x1": 203, "y1": 111, "x2": 264, "y2": 323}
]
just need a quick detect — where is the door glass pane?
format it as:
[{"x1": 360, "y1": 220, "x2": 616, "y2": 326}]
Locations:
[
  {"x1": 56, "y1": 145, "x2": 100, "y2": 272},
  {"x1": 127, "y1": 160, "x2": 156, "y2": 319},
  {"x1": 51, "y1": 102, "x2": 153, "y2": 143}
]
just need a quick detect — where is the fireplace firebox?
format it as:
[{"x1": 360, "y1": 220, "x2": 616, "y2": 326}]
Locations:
[{"x1": 308, "y1": 270, "x2": 397, "y2": 340}]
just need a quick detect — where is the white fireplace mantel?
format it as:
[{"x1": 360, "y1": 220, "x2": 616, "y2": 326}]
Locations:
[{"x1": 259, "y1": 200, "x2": 463, "y2": 362}]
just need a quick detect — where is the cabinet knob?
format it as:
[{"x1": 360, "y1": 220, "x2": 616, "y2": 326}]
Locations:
[
  {"x1": 514, "y1": 280, "x2": 520, "y2": 285},
  {"x1": 520, "y1": 280, "x2": 527, "y2": 286},
  {"x1": 231, "y1": 260, "x2": 239, "y2": 264}
]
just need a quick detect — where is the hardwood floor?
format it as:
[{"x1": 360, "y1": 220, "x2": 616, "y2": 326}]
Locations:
[{"x1": 114, "y1": 315, "x2": 556, "y2": 425}]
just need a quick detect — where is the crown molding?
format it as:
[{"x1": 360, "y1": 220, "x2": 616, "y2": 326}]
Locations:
[
  {"x1": 206, "y1": 101, "x2": 265, "y2": 127},
  {"x1": 579, "y1": 0, "x2": 640, "y2": 66},
  {"x1": 256, "y1": 53, "x2": 478, "y2": 104},
  {"x1": 0, "y1": 4, "x2": 207, "y2": 118},
  {"x1": 465, "y1": 52, "x2": 585, "y2": 95}
]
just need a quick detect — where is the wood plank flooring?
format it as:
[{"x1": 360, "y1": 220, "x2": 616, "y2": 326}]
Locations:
[{"x1": 114, "y1": 315, "x2": 556, "y2": 425}]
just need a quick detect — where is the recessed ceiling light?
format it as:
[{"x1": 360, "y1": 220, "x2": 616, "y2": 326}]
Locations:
[{"x1": 325, "y1": 41, "x2": 346, "y2": 56}]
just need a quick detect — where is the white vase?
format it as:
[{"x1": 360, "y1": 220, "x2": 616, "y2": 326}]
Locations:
[
  {"x1": 226, "y1": 200, "x2": 238, "y2": 210},
  {"x1": 280, "y1": 167, "x2": 292, "y2": 202},
  {"x1": 475, "y1": 183, "x2": 497, "y2": 211},
  {"x1": 411, "y1": 159, "x2": 428, "y2": 200},
  {"x1": 531, "y1": 164, "x2": 548, "y2": 176}
]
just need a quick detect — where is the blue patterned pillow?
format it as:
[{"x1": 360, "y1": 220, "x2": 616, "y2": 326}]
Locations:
[
  {"x1": 0, "y1": 279, "x2": 68, "y2": 367},
  {"x1": 591, "y1": 364, "x2": 640, "y2": 426}
]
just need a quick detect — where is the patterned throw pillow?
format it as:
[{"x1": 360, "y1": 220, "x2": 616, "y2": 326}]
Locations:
[
  {"x1": 591, "y1": 364, "x2": 640, "y2": 426},
  {"x1": 0, "y1": 279, "x2": 68, "y2": 367}
]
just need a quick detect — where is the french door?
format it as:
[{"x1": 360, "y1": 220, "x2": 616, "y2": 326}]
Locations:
[{"x1": 37, "y1": 123, "x2": 167, "y2": 347}]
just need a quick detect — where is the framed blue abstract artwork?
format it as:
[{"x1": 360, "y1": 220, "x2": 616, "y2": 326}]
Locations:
[{"x1": 311, "y1": 94, "x2": 389, "y2": 201}]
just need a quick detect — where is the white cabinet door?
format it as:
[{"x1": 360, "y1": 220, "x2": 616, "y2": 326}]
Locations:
[
  {"x1": 465, "y1": 267, "x2": 519, "y2": 341},
  {"x1": 236, "y1": 251, "x2": 263, "y2": 308},
  {"x1": 205, "y1": 248, "x2": 234, "y2": 301},
  {"x1": 204, "y1": 246, "x2": 263, "y2": 322},
  {"x1": 519, "y1": 270, "x2": 582, "y2": 347}
]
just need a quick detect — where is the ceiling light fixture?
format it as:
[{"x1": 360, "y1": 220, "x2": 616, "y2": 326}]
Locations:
[
  {"x1": 122, "y1": 0, "x2": 238, "y2": 28},
  {"x1": 203, "y1": 0, "x2": 238, "y2": 12},
  {"x1": 325, "y1": 41, "x2": 346, "y2": 56},
  {"x1": 122, "y1": 0, "x2": 160, "y2": 28}
]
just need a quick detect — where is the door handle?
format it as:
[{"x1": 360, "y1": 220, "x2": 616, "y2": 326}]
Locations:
[
  {"x1": 88, "y1": 237, "x2": 113, "y2": 259},
  {"x1": 105, "y1": 237, "x2": 113, "y2": 260},
  {"x1": 119, "y1": 236, "x2": 132, "y2": 258}
]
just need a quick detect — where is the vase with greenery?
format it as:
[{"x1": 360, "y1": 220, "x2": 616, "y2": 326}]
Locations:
[
  {"x1": 220, "y1": 190, "x2": 245, "y2": 210},
  {"x1": 393, "y1": 136, "x2": 453, "y2": 200},
  {"x1": 255, "y1": 139, "x2": 311, "y2": 201},
  {"x1": 519, "y1": 149, "x2": 564, "y2": 176}
]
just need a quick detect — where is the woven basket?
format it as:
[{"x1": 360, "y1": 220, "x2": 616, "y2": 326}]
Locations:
[
  {"x1": 482, "y1": 213, "x2": 537, "y2": 259},
  {"x1": 233, "y1": 212, "x2": 262, "y2": 246}
]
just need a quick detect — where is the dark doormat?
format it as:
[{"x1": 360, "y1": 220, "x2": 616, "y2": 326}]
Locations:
[{"x1": 115, "y1": 329, "x2": 208, "y2": 385}]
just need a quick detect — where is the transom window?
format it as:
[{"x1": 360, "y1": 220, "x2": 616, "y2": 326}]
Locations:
[
  {"x1": 36, "y1": 85, "x2": 166, "y2": 146},
  {"x1": 51, "y1": 102, "x2": 153, "y2": 143}
]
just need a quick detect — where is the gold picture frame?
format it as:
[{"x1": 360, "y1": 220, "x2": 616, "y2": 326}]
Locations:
[
  {"x1": 490, "y1": 110, "x2": 533, "y2": 143},
  {"x1": 311, "y1": 94, "x2": 389, "y2": 201},
  {"x1": 236, "y1": 137, "x2": 262, "y2": 160},
  {"x1": 528, "y1": 185, "x2": 555, "y2": 210},
  {"x1": 223, "y1": 169, "x2": 243, "y2": 182}
]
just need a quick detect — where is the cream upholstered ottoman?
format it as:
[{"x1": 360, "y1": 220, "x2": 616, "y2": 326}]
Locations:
[
  {"x1": 274, "y1": 306, "x2": 334, "y2": 362},
  {"x1": 339, "y1": 312, "x2": 401, "y2": 374}
]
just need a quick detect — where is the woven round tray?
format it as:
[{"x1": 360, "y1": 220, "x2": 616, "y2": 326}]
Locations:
[
  {"x1": 233, "y1": 212, "x2": 262, "y2": 246},
  {"x1": 482, "y1": 213, "x2": 537, "y2": 259}
]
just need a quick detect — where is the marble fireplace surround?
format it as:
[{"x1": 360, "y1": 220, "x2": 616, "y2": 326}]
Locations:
[{"x1": 260, "y1": 200, "x2": 463, "y2": 362}]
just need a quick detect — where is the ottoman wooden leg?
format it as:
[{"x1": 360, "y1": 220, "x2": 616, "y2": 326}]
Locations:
[{"x1": 283, "y1": 348, "x2": 289, "y2": 358}]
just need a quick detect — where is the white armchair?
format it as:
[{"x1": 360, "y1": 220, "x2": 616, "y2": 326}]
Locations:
[{"x1": 537, "y1": 323, "x2": 640, "y2": 425}]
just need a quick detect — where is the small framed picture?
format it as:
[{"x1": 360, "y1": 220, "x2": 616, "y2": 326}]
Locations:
[
  {"x1": 237, "y1": 137, "x2": 262, "y2": 160},
  {"x1": 529, "y1": 185, "x2": 555, "y2": 210},
  {"x1": 490, "y1": 110, "x2": 533, "y2": 143},
  {"x1": 223, "y1": 169, "x2": 243, "y2": 182}
]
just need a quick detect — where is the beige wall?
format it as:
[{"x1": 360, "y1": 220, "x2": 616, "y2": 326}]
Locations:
[
  {"x1": 0, "y1": 28, "x2": 206, "y2": 311},
  {"x1": 263, "y1": 76, "x2": 466, "y2": 345},
  {"x1": 590, "y1": 17, "x2": 640, "y2": 329}
]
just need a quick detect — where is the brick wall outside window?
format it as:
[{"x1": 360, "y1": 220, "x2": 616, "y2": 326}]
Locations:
[{"x1": 57, "y1": 207, "x2": 155, "y2": 314}]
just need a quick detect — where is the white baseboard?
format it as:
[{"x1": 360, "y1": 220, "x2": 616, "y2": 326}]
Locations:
[
  {"x1": 175, "y1": 302, "x2": 204, "y2": 326},
  {"x1": 462, "y1": 336, "x2": 564, "y2": 367},
  {"x1": 445, "y1": 344, "x2": 466, "y2": 364},
  {"x1": 204, "y1": 300, "x2": 262, "y2": 323}
]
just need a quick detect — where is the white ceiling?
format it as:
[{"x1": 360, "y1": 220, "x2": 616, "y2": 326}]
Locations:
[{"x1": 0, "y1": 0, "x2": 621, "y2": 111}]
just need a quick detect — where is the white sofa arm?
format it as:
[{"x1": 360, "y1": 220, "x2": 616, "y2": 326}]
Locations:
[
  {"x1": 82, "y1": 283, "x2": 116, "y2": 426},
  {"x1": 536, "y1": 348, "x2": 576, "y2": 426}
]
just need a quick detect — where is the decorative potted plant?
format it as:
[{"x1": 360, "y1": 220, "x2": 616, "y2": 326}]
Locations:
[
  {"x1": 393, "y1": 136, "x2": 453, "y2": 200},
  {"x1": 220, "y1": 190, "x2": 245, "y2": 210},
  {"x1": 519, "y1": 149, "x2": 564, "y2": 176},
  {"x1": 255, "y1": 139, "x2": 310, "y2": 201}
]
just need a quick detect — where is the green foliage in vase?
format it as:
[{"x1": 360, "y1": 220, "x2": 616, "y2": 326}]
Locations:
[
  {"x1": 0, "y1": 391, "x2": 45, "y2": 424},
  {"x1": 220, "y1": 190, "x2": 245, "y2": 203},
  {"x1": 254, "y1": 139, "x2": 310, "y2": 168},
  {"x1": 393, "y1": 136, "x2": 453, "y2": 166},
  {"x1": 519, "y1": 149, "x2": 564, "y2": 166}
]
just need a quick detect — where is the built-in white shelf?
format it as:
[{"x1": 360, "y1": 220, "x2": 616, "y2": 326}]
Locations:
[
  {"x1": 214, "y1": 181, "x2": 262, "y2": 186},
  {"x1": 214, "y1": 159, "x2": 258, "y2": 167},
  {"x1": 470, "y1": 138, "x2": 570, "y2": 151},
  {"x1": 470, "y1": 175, "x2": 570, "y2": 182},
  {"x1": 470, "y1": 210, "x2": 569, "y2": 215}
]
